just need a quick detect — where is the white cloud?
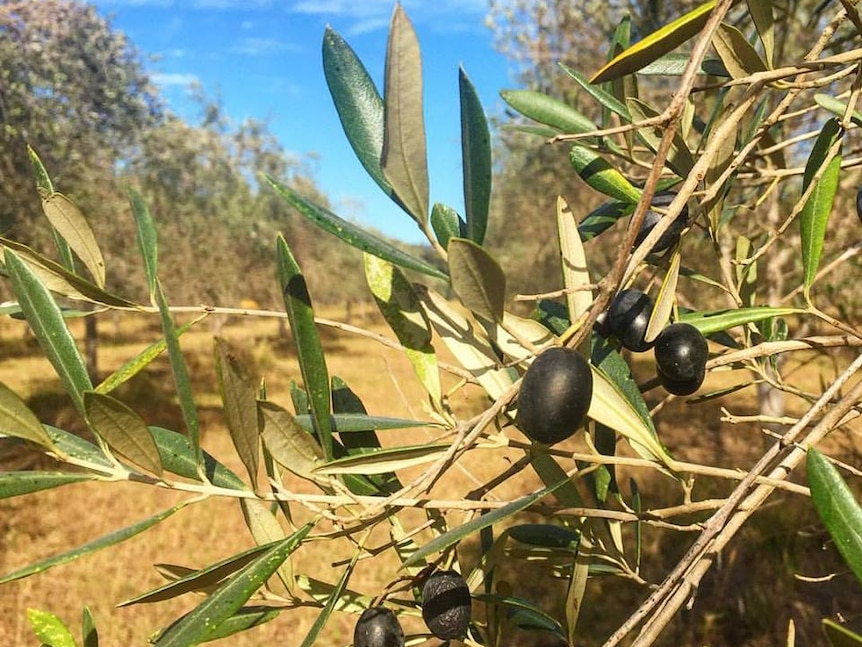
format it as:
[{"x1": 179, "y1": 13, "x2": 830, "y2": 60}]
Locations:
[
  {"x1": 150, "y1": 72, "x2": 200, "y2": 86},
  {"x1": 229, "y1": 37, "x2": 301, "y2": 56}
]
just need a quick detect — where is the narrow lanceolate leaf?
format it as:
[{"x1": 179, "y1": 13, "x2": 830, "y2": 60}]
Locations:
[
  {"x1": 214, "y1": 338, "x2": 260, "y2": 488},
  {"x1": 150, "y1": 427, "x2": 247, "y2": 490},
  {"x1": 41, "y1": 193, "x2": 105, "y2": 288},
  {"x1": 746, "y1": 0, "x2": 774, "y2": 68},
  {"x1": 404, "y1": 477, "x2": 572, "y2": 566},
  {"x1": 322, "y1": 27, "x2": 391, "y2": 196},
  {"x1": 27, "y1": 608, "x2": 77, "y2": 647},
  {"x1": 258, "y1": 400, "x2": 325, "y2": 482},
  {"x1": 44, "y1": 425, "x2": 111, "y2": 468},
  {"x1": 447, "y1": 237, "x2": 506, "y2": 322},
  {"x1": 560, "y1": 63, "x2": 631, "y2": 120},
  {"x1": 28, "y1": 145, "x2": 54, "y2": 196},
  {"x1": 627, "y1": 98, "x2": 695, "y2": 176},
  {"x1": 712, "y1": 23, "x2": 767, "y2": 80},
  {"x1": 0, "y1": 472, "x2": 93, "y2": 500},
  {"x1": 206, "y1": 607, "x2": 282, "y2": 642},
  {"x1": 129, "y1": 188, "x2": 159, "y2": 302},
  {"x1": 294, "y1": 413, "x2": 436, "y2": 433},
  {"x1": 0, "y1": 382, "x2": 55, "y2": 450},
  {"x1": 381, "y1": 4, "x2": 429, "y2": 227},
  {"x1": 556, "y1": 196, "x2": 592, "y2": 322},
  {"x1": 482, "y1": 312, "x2": 556, "y2": 364},
  {"x1": 430, "y1": 202, "x2": 465, "y2": 249},
  {"x1": 5, "y1": 250, "x2": 92, "y2": 415},
  {"x1": 807, "y1": 449, "x2": 862, "y2": 585},
  {"x1": 299, "y1": 553, "x2": 359, "y2": 647},
  {"x1": 276, "y1": 235, "x2": 332, "y2": 459},
  {"x1": 153, "y1": 525, "x2": 313, "y2": 647},
  {"x1": 82, "y1": 606, "x2": 98, "y2": 647},
  {"x1": 678, "y1": 306, "x2": 805, "y2": 335},
  {"x1": 569, "y1": 146, "x2": 641, "y2": 203},
  {"x1": 814, "y1": 94, "x2": 862, "y2": 127},
  {"x1": 314, "y1": 443, "x2": 451, "y2": 475},
  {"x1": 800, "y1": 119, "x2": 843, "y2": 298},
  {"x1": 155, "y1": 280, "x2": 203, "y2": 475},
  {"x1": 823, "y1": 619, "x2": 862, "y2": 647},
  {"x1": 0, "y1": 503, "x2": 186, "y2": 585},
  {"x1": 591, "y1": 336, "x2": 657, "y2": 436},
  {"x1": 265, "y1": 177, "x2": 448, "y2": 281},
  {"x1": 459, "y1": 66, "x2": 492, "y2": 245},
  {"x1": 500, "y1": 90, "x2": 597, "y2": 134},
  {"x1": 364, "y1": 254, "x2": 442, "y2": 407},
  {"x1": 84, "y1": 391, "x2": 162, "y2": 476},
  {"x1": 645, "y1": 250, "x2": 681, "y2": 343},
  {"x1": 591, "y1": 0, "x2": 718, "y2": 83},
  {"x1": 240, "y1": 498, "x2": 295, "y2": 597}
]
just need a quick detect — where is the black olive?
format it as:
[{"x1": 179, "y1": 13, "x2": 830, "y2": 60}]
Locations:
[
  {"x1": 856, "y1": 185, "x2": 862, "y2": 223},
  {"x1": 516, "y1": 347, "x2": 593, "y2": 445},
  {"x1": 594, "y1": 310, "x2": 612, "y2": 338},
  {"x1": 633, "y1": 191, "x2": 690, "y2": 254},
  {"x1": 608, "y1": 289, "x2": 655, "y2": 352},
  {"x1": 353, "y1": 607, "x2": 405, "y2": 647},
  {"x1": 421, "y1": 570, "x2": 471, "y2": 640},
  {"x1": 654, "y1": 323, "x2": 708, "y2": 395}
]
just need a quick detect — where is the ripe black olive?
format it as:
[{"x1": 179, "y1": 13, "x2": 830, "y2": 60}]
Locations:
[
  {"x1": 594, "y1": 310, "x2": 612, "y2": 338},
  {"x1": 608, "y1": 289, "x2": 655, "y2": 352},
  {"x1": 654, "y1": 323, "x2": 708, "y2": 395},
  {"x1": 421, "y1": 570, "x2": 471, "y2": 640},
  {"x1": 633, "y1": 191, "x2": 690, "y2": 254},
  {"x1": 516, "y1": 347, "x2": 593, "y2": 445},
  {"x1": 856, "y1": 185, "x2": 862, "y2": 223},
  {"x1": 353, "y1": 607, "x2": 405, "y2": 647}
]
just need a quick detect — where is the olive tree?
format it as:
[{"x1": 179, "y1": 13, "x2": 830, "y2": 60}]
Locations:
[{"x1": 0, "y1": 2, "x2": 861, "y2": 646}]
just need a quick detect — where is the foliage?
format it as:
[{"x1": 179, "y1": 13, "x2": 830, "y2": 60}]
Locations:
[{"x1": 1, "y1": 2, "x2": 862, "y2": 646}]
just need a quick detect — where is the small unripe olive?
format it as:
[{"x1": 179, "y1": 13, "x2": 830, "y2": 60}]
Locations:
[
  {"x1": 516, "y1": 347, "x2": 593, "y2": 445},
  {"x1": 634, "y1": 191, "x2": 690, "y2": 254},
  {"x1": 353, "y1": 607, "x2": 404, "y2": 647},
  {"x1": 421, "y1": 569, "x2": 471, "y2": 640},
  {"x1": 608, "y1": 289, "x2": 654, "y2": 352},
  {"x1": 654, "y1": 323, "x2": 708, "y2": 395}
]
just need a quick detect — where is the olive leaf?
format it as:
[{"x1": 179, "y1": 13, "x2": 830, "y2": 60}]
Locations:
[
  {"x1": 645, "y1": 250, "x2": 681, "y2": 343},
  {"x1": 84, "y1": 391, "x2": 162, "y2": 476},
  {"x1": 447, "y1": 237, "x2": 506, "y2": 322},
  {"x1": 556, "y1": 196, "x2": 593, "y2": 322},
  {"x1": 41, "y1": 193, "x2": 106, "y2": 288},
  {"x1": 459, "y1": 66, "x2": 492, "y2": 245},
  {"x1": 712, "y1": 22, "x2": 767, "y2": 80},
  {"x1": 500, "y1": 90, "x2": 597, "y2": 135}
]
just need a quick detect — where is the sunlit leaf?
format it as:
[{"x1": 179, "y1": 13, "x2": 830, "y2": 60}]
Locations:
[
  {"x1": 27, "y1": 608, "x2": 77, "y2": 647},
  {"x1": 459, "y1": 66, "x2": 492, "y2": 245},
  {"x1": 635, "y1": 53, "x2": 728, "y2": 76},
  {"x1": 258, "y1": 400, "x2": 325, "y2": 482},
  {"x1": 447, "y1": 237, "x2": 506, "y2": 322},
  {"x1": 814, "y1": 94, "x2": 862, "y2": 127},
  {"x1": 153, "y1": 524, "x2": 313, "y2": 647},
  {"x1": 150, "y1": 427, "x2": 247, "y2": 490},
  {"x1": 746, "y1": 0, "x2": 774, "y2": 67},
  {"x1": 41, "y1": 193, "x2": 105, "y2": 288},
  {"x1": 314, "y1": 443, "x2": 450, "y2": 475},
  {"x1": 712, "y1": 23, "x2": 767, "y2": 80},
  {"x1": 591, "y1": 0, "x2": 718, "y2": 83},
  {"x1": 84, "y1": 391, "x2": 162, "y2": 476},
  {"x1": 482, "y1": 311, "x2": 556, "y2": 364},
  {"x1": 214, "y1": 338, "x2": 261, "y2": 488},
  {"x1": 645, "y1": 250, "x2": 681, "y2": 342},
  {"x1": 322, "y1": 27, "x2": 390, "y2": 196},
  {"x1": 800, "y1": 119, "x2": 843, "y2": 298},
  {"x1": 569, "y1": 147, "x2": 642, "y2": 203},
  {"x1": 560, "y1": 62, "x2": 630, "y2": 120},
  {"x1": 590, "y1": 336, "x2": 657, "y2": 435},
  {"x1": 265, "y1": 177, "x2": 447, "y2": 280},
  {"x1": 129, "y1": 188, "x2": 159, "y2": 302},
  {"x1": 579, "y1": 201, "x2": 635, "y2": 241},
  {"x1": 205, "y1": 607, "x2": 282, "y2": 643},
  {"x1": 294, "y1": 412, "x2": 436, "y2": 433},
  {"x1": 556, "y1": 196, "x2": 593, "y2": 322},
  {"x1": 82, "y1": 606, "x2": 98, "y2": 647},
  {"x1": 627, "y1": 98, "x2": 695, "y2": 176},
  {"x1": 0, "y1": 503, "x2": 186, "y2": 585},
  {"x1": 27, "y1": 145, "x2": 54, "y2": 197},
  {"x1": 808, "y1": 449, "x2": 862, "y2": 585},
  {"x1": 500, "y1": 89, "x2": 597, "y2": 134},
  {"x1": 239, "y1": 498, "x2": 295, "y2": 597},
  {"x1": 0, "y1": 382, "x2": 55, "y2": 451},
  {"x1": 430, "y1": 202, "x2": 465, "y2": 249},
  {"x1": 381, "y1": 4, "x2": 429, "y2": 226},
  {"x1": 0, "y1": 472, "x2": 93, "y2": 500},
  {"x1": 44, "y1": 425, "x2": 111, "y2": 468}
]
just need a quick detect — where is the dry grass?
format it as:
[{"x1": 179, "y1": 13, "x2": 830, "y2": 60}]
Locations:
[{"x1": 0, "y1": 308, "x2": 859, "y2": 646}]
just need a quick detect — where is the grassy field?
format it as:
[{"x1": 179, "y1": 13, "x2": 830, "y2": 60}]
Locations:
[{"x1": 0, "y1": 306, "x2": 860, "y2": 646}]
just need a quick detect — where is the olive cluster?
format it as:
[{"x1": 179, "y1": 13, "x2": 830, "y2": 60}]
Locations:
[{"x1": 353, "y1": 570, "x2": 471, "y2": 646}]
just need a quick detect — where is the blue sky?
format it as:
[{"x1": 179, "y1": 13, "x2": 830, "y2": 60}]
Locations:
[{"x1": 91, "y1": 0, "x2": 517, "y2": 243}]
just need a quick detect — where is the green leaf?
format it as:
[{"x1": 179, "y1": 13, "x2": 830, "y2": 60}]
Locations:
[
  {"x1": 591, "y1": 336, "x2": 657, "y2": 437},
  {"x1": 322, "y1": 27, "x2": 391, "y2": 196},
  {"x1": 214, "y1": 338, "x2": 261, "y2": 488},
  {"x1": 0, "y1": 503, "x2": 186, "y2": 585},
  {"x1": 381, "y1": 4, "x2": 429, "y2": 227},
  {"x1": 824, "y1": 619, "x2": 862, "y2": 647},
  {"x1": 712, "y1": 23, "x2": 767, "y2": 80},
  {"x1": 0, "y1": 381, "x2": 55, "y2": 451},
  {"x1": 0, "y1": 472, "x2": 93, "y2": 500},
  {"x1": 801, "y1": 119, "x2": 843, "y2": 297},
  {"x1": 404, "y1": 476, "x2": 572, "y2": 566},
  {"x1": 82, "y1": 607, "x2": 98, "y2": 647},
  {"x1": 530, "y1": 453, "x2": 583, "y2": 508},
  {"x1": 41, "y1": 193, "x2": 105, "y2": 288},
  {"x1": 294, "y1": 413, "x2": 435, "y2": 433},
  {"x1": 569, "y1": 146, "x2": 642, "y2": 203},
  {"x1": 84, "y1": 391, "x2": 162, "y2": 476},
  {"x1": 314, "y1": 443, "x2": 450, "y2": 476},
  {"x1": 459, "y1": 66, "x2": 492, "y2": 245},
  {"x1": 364, "y1": 254, "x2": 442, "y2": 407},
  {"x1": 631, "y1": 53, "x2": 728, "y2": 76},
  {"x1": 556, "y1": 196, "x2": 593, "y2": 322},
  {"x1": 627, "y1": 98, "x2": 695, "y2": 176},
  {"x1": 500, "y1": 90, "x2": 597, "y2": 134},
  {"x1": 265, "y1": 177, "x2": 448, "y2": 281},
  {"x1": 508, "y1": 524, "x2": 580, "y2": 550},
  {"x1": 447, "y1": 237, "x2": 506, "y2": 322},
  {"x1": 153, "y1": 524, "x2": 313, "y2": 647},
  {"x1": 155, "y1": 280, "x2": 203, "y2": 476},
  {"x1": 276, "y1": 235, "x2": 333, "y2": 460},
  {"x1": 679, "y1": 306, "x2": 805, "y2": 336},
  {"x1": 559, "y1": 62, "x2": 631, "y2": 120},
  {"x1": 44, "y1": 425, "x2": 111, "y2": 468},
  {"x1": 430, "y1": 202, "x2": 465, "y2": 249},
  {"x1": 645, "y1": 250, "x2": 681, "y2": 343},
  {"x1": 28, "y1": 145, "x2": 54, "y2": 196},
  {"x1": 204, "y1": 607, "x2": 281, "y2": 643},
  {"x1": 129, "y1": 188, "x2": 159, "y2": 302},
  {"x1": 814, "y1": 94, "x2": 862, "y2": 127},
  {"x1": 150, "y1": 427, "x2": 247, "y2": 490},
  {"x1": 591, "y1": 0, "x2": 718, "y2": 83},
  {"x1": 579, "y1": 201, "x2": 634, "y2": 241},
  {"x1": 808, "y1": 449, "x2": 862, "y2": 585},
  {"x1": 473, "y1": 594, "x2": 566, "y2": 638},
  {"x1": 295, "y1": 575, "x2": 375, "y2": 613},
  {"x1": 258, "y1": 400, "x2": 325, "y2": 482},
  {"x1": 5, "y1": 250, "x2": 92, "y2": 415},
  {"x1": 746, "y1": 0, "x2": 774, "y2": 68},
  {"x1": 299, "y1": 552, "x2": 358, "y2": 647},
  {"x1": 239, "y1": 498, "x2": 296, "y2": 597},
  {"x1": 27, "y1": 608, "x2": 78, "y2": 647}
]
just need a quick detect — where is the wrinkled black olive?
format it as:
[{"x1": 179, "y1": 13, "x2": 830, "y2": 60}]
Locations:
[
  {"x1": 516, "y1": 347, "x2": 593, "y2": 445},
  {"x1": 421, "y1": 570, "x2": 472, "y2": 640},
  {"x1": 608, "y1": 289, "x2": 655, "y2": 352},
  {"x1": 633, "y1": 191, "x2": 690, "y2": 254},
  {"x1": 353, "y1": 607, "x2": 405, "y2": 647},
  {"x1": 654, "y1": 322, "x2": 708, "y2": 395}
]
